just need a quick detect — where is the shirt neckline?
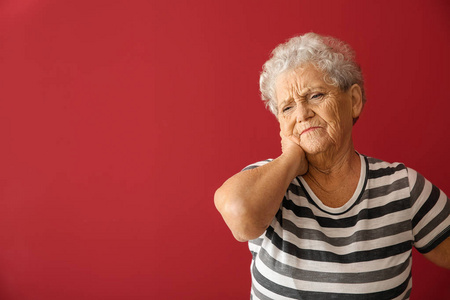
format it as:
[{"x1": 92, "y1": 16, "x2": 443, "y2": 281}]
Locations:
[{"x1": 297, "y1": 153, "x2": 367, "y2": 215}]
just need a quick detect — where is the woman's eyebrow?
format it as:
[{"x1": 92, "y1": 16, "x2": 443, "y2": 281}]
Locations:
[
  {"x1": 278, "y1": 85, "x2": 327, "y2": 107},
  {"x1": 296, "y1": 85, "x2": 326, "y2": 97},
  {"x1": 278, "y1": 98, "x2": 292, "y2": 108}
]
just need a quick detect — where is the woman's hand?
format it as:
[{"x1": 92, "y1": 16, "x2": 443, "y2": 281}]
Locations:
[{"x1": 280, "y1": 131, "x2": 308, "y2": 176}]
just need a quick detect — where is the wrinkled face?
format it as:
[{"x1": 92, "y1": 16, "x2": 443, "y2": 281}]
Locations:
[{"x1": 276, "y1": 64, "x2": 359, "y2": 155}]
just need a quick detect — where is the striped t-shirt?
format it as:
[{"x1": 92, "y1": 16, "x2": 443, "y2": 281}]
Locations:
[{"x1": 244, "y1": 154, "x2": 450, "y2": 300}]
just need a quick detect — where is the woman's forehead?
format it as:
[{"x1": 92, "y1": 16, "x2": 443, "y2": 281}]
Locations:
[{"x1": 276, "y1": 65, "x2": 333, "y2": 97}]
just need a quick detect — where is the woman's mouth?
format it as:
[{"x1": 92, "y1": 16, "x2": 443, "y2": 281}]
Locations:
[{"x1": 301, "y1": 126, "x2": 321, "y2": 135}]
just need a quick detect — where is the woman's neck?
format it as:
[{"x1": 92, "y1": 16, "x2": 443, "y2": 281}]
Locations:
[{"x1": 303, "y1": 145, "x2": 361, "y2": 207}]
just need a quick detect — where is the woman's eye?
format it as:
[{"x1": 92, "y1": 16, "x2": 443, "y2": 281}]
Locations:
[
  {"x1": 310, "y1": 93, "x2": 324, "y2": 100},
  {"x1": 282, "y1": 106, "x2": 292, "y2": 113}
]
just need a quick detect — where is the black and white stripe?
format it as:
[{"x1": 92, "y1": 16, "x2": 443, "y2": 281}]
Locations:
[{"x1": 247, "y1": 154, "x2": 450, "y2": 299}]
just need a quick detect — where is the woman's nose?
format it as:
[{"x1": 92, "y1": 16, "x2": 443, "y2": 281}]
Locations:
[{"x1": 295, "y1": 102, "x2": 314, "y2": 122}]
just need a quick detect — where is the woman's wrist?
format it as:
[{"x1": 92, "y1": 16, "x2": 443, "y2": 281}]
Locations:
[{"x1": 279, "y1": 148, "x2": 307, "y2": 178}]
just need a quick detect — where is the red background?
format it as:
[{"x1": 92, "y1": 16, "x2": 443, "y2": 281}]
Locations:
[{"x1": 0, "y1": 0, "x2": 449, "y2": 299}]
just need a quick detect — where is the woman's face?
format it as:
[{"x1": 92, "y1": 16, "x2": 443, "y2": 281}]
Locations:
[{"x1": 275, "y1": 64, "x2": 361, "y2": 155}]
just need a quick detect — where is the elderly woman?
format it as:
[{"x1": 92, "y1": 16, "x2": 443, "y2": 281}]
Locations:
[{"x1": 214, "y1": 33, "x2": 450, "y2": 299}]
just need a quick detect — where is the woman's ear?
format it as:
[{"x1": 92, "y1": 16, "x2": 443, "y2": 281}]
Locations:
[{"x1": 350, "y1": 84, "x2": 363, "y2": 119}]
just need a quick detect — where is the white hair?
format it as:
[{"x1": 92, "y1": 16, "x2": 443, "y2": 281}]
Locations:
[{"x1": 260, "y1": 32, "x2": 366, "y2": 117}]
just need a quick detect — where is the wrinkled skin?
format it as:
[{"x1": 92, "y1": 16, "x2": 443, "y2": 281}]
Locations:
[
  {"x1": 274, "y1": 64, "x2": 450, "y2": 270},
  {"x1": 275, "y1": 64, "x2": 362, "y2": 170}
]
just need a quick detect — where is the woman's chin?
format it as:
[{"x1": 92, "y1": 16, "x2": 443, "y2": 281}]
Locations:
[{"x1": 300, "y1": 140, "x2": 330, "y2": 155}]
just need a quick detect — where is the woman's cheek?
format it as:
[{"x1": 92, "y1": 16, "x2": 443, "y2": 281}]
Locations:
[
  {"x1": 292, "y1": 124, "x2": 300, "y2": 137},
  {"x1": 279, "y1": 115, "x2": 296, "y2": 136}
]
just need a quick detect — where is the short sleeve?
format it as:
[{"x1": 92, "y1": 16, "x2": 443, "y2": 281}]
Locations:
[
  {"x1": 241, "y1": 159, "x2": 273, "y2": 172},
  {"x1": 408, "y1": 167, "x2": 450, "y2": 253}
]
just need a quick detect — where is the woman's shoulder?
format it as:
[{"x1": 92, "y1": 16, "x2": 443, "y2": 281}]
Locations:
[
  {"x1": 362, "y1": 154, "x2": 405, "y2": 167},
  {"x1": 360, "y1": 154, "x2": 429, "y2": 191},
  {"x1": 361, "y1": 154, "x2": 408, "y2": 175}
]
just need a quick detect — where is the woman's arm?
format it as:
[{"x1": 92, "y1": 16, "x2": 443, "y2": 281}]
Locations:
[
  {"x1": 423, "y1": 237, "x2": 450, "y2": 269},
  {"x1": 214, "y1": 136, "x2": 307, "y2": 242}
]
